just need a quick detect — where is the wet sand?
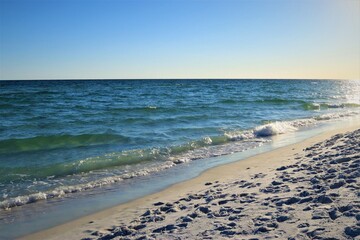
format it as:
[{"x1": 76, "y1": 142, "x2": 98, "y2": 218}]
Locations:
[{"x1": 21, "y1": 124, "x2": 360, "y2": 240}]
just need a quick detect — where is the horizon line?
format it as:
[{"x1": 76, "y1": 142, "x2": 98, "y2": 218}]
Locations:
[{"x1": 0, "y1": 78, "x2": 358, "y2": 81}]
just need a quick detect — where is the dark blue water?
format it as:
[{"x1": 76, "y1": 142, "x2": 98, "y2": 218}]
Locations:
[{"x1": 0, "y1": 79, "x2": 359, "y2": 209}]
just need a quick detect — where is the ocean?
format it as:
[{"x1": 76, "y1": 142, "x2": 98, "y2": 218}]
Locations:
[
  {"x1": 1, "y1": 79, "x2": 360, "y2": 211},
  {"x1": 1, "y1": 79, "x2": 360, "y2": 238}
]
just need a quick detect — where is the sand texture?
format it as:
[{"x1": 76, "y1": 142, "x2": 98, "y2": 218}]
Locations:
[{"x1": 21, "y1": 126, "x2": 360, "y2": 240}]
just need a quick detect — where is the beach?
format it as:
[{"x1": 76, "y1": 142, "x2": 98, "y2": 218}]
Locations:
[
  {"x1": 21, "y1": 123, "x2": 360, "y2": 240},
  {"x1": 1, "y1": 0, "x2": 360, "y2": 238},
  {"x1": 1, "y1": 80, "x2": 359, "y2": 239}
]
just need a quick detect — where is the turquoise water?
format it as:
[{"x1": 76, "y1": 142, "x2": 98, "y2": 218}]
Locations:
[{"x1": 0, "y1": 79, "x2": 359, "y2": 209}]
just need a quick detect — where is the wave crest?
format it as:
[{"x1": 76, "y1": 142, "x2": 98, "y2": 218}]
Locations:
[
  {"x1": 0, "y1": 133, "x2": 129, "y2": 154},
  {"x1": 303, "y1": 102, "x2": 360, "y2": 110},
  {"x1": 1, "y1": 110, "x2": 359, "y2": 210}
]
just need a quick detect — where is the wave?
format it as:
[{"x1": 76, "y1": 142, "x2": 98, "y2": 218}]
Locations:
[
  {"x1": 0, "y1": 148, "x2": 166, "y2": 183},
  {"x1": 1, "y1": 110, "x2": 359, "y2": 210},
  {"x1": 224, "y1": 118, "x2": 316, "y2": 140},
  {"x1": 0, "y1": 160, "x2": 177, "y2": 210},
  {"x1": 0, "y1": 133, "x2": 129, "y2": 154},
  {"x1": 218, "y1": 98, "x2": 306, "y2": 105},
  {"x1": 218, "y1": 99, "x2": 238, "y2": 104},
  {"x1": 254, "y1": 98, "x2": 305, "y2": 104},
  {"x1": 218, "y1": 99, "x2": 360, "y2": 110},
  {"x1": 303, "y1": 102, "x2": 360, "y2": 110},
  {"x1": 122, "y1": 115, "x2": 212, "y2": 126},
  {"x1": 0, "y1": 135, "x2": 226, "y2": 183},
  {"x1": 107, "y1": 106, "x2": 160, "y2": 112}
]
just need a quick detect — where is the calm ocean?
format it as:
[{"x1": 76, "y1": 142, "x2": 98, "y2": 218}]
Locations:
[{"x1": 1, "y1": 79, "x2": 360, "y2": 210}]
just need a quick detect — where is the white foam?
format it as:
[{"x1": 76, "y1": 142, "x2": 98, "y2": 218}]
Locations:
[
  {"x1": 0, "y1": 161, "x2": 176, "y2": 210},
  {"x1": 2, "y1": 109, "x2": 359, "y2": 210},
  {"x1": 225, "y1": 118, "x2": 317, "y2": 139},
  {"x1": 224, "y1": 130, "x2": 255, "y2": 141},
  {"x1": 203, "y1": 136, "x2": 212, "y2": 144},
  {"x1": 254, "y1": 122, "x2": 297, "y2": 137},
  {"x1": 315, "y1": 111, "x2": 359, "y2": 121}
]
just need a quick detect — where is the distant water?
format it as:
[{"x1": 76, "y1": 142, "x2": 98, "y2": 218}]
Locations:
[{"x1": 0, "y1": 79, "x2": 359, "y2": 209}]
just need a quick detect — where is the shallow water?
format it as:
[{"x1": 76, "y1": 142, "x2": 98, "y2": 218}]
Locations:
[
  {"x1": 0, "y1": 116, "x2": 359, "y2": 239},
  {"x1": 0, "y1": 79, "x2": 359, "y2": 209}
]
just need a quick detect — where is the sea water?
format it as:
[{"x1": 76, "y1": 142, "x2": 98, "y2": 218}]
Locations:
[{"x1": 0, "y1": 79, "x2": 360, "y2": 237}]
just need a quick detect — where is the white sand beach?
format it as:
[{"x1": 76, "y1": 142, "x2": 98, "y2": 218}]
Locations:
[{"x1": 21, "y1": 123, "x2": 360, "y2": 240}]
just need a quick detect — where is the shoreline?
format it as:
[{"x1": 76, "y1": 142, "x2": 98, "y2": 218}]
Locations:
[{"x1": 20, "y1": 121, "x2": 360, "y2": 240}]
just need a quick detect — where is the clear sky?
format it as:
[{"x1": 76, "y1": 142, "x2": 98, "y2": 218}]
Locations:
[{"x1": 0, "y1": 0, "x2": 359, "y2": 80}]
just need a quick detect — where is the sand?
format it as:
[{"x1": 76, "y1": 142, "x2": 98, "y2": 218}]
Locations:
[{"x1": 20, "y1": 124, "x2": 360, "y2": 240}]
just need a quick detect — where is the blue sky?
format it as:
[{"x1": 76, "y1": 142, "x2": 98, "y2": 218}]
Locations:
[{"x1": 0, "y1": 0, "x2": 359, "y2": 80}]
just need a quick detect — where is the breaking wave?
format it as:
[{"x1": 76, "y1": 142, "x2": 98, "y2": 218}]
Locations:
[
  {"x1": 1, "y1": 110, "x2": 359, "y2": 210},
  {"x1": 303, "y1": 102, "x2": 360, "y2": 111}
]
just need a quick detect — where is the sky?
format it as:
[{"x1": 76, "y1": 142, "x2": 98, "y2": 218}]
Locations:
[{"x1": 0, "y1": 0, "x2": 359, "y2": 80}]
